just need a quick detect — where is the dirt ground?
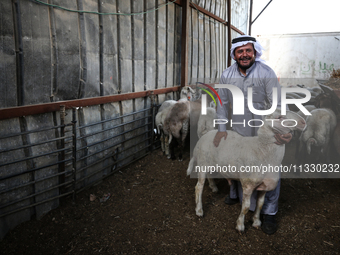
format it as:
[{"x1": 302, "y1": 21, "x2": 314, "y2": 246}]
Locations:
[{"x1": 1, "y1": 139, "x2": 340, "y2": 255}]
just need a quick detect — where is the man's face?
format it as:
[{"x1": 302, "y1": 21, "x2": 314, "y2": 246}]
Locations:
[{"x1": 234, "y1": 43, "x2": 256, "y2": 70}]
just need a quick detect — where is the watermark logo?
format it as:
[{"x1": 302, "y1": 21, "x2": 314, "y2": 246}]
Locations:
[
  {"x1": 196, "y1": 82, "x2": 222, "y2": 114},
  {"x1": 201, "y1": 84, "x2": 312, "y2": 116}
]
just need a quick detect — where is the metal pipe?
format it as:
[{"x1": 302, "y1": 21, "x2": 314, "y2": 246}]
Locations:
[
  {"x1": 0, "y1": 124, "x2": 71, "y2": 140},
  {"x1": 76, "y1": 137, "x2": 151, "y2": 175},
  {"x1": 0, "y1": 87, "x2": 181, "y2": 121},
  {"x1": 0, "y1": 158, "x2": 72, "y2": 181},
  {"x1": 59, "y1": 105, "x2": 66, "y2": 190},
  {"x1": 0, "y1": 169, "x2": 73, "y2": 195},
  {"x1": 0, "y1": 180, "x2": 73, "y2": 210},
  {"x1": 189, "y1": 1, "x2": 245, "y2": 35},
  {"x1": 0, "y1": 191, "x2": 74, "y2": 218},
  {"x1": 0, "y1": 147, "x2": 72, "y2": 168},
  {"x1": 248, "y1": 0, "x2": 253, "y2": 35},
  {"x1": 180, "y1": 0, "x2": 189, "y2": 87},
  {"x1": 77, "y1": 106, "x2": 151, "y2": 130},
  {"x1": 72, "y1": 108, "x2": 77, "y2": 201},
  {"x1": 75, "y1": 142, "x2": 151, "y2": 184},
  {"x1": 0, "y1": 135, "x2": 72, "y2": 153},
  {"x1": 77, "y1": 115, "x2": 151, "y2": 140},
  {"x1": 77, "y1": 129, "x2": 150, "y2": 162},
  {"x1": 251, "y1": 0, "x2": 273, "y2": 25}
]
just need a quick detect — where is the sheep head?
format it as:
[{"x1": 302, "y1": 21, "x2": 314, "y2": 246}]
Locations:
[
  {"x1": 265, "y1": 109, "x2": 306, "y2": 134},
  {"x1": 163, "y1": 101, "x2": 190, "y2": 142},
  {"x1": 180, "y1": 86, "x2": 196, "y2": 101}
]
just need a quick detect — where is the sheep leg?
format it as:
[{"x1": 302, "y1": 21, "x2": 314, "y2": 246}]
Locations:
[
  {"x1": 207, "y1": 178, "x2": 218, "y2": 193},
  {"x1": 178, "y1": 119, "x2": 189, "y2": 161},
  {"x1": 161, "y1": 132, "x2": 165, "y2": 153},
  {"x1": 236, "y1": 188, "x2": 252, "y2": 232},
  {"x1": 195, "y1": 172, "x2": 206, "y2": 217},
  {"x1": 178, "y1": 142, "x2": 183, "y2": 161},
  {"x1": 252, "y1": 191, "x2": 266, "y2": 228},
  {"x1": 164, "y1": 135, "x2": 170, "y2": 157},
  {"x1": 168, "y1": 137, "x2": 176, "y2": 160}
]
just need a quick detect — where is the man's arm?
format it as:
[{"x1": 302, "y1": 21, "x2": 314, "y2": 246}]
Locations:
[
  {"x1": 214, "y1": 75, "x2": 230, "y2": 147},
  {"x1": 213, "y1": 131, "x2": 228, "y2": 147},
  {"x1": 264, "y1": 68, "x2": 293, "y2": 145}
]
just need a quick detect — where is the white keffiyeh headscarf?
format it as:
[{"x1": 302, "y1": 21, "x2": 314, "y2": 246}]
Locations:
[{"x1": 230, "y1": 35, "x2": 265, "y2": 62}]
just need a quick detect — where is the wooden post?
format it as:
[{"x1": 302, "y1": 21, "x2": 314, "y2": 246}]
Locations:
[{"x1": 180, "y1": 0, "x2": 189, "y2": 87}]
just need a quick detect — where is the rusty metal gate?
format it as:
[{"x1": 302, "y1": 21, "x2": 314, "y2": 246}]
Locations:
[{"x1": 0, "y1": 103, "x2": 157, "y2": 238}]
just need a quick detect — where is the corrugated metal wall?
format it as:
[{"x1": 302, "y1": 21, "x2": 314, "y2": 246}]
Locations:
[{"x1": 0, "y1": 0, "x2": 249, "y2": 240}]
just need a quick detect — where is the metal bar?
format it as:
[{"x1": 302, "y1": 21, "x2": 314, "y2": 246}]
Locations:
[
  {"x1": 227, "y1": 0, "x2": 231, "y2": 67},
  {"x1": 189, "y1": 2, "x2": 244, "y2": 35},
  {"x1": 77, "y1": 107, "x2": 151, "y2": 130},
  {"x1": 0, "y1": 135, "x2": 72, "y2": 153},
  {"x1": 76, "y1": 136, "x2": 150, "y2": 175},
  {"x1": 0, "y1": 158, "x2": 72, "y2": 181},
  {"x1": 77, "y1": 115, "x2": 151, "y2": 140},
  {"x1": 251, "y1": 0, "x2": 273, "y2": 25},
  {"x1": 77, "y1": 123, "x2": 150, "y2": 152},
  {"x1": 0, "y1": 87, "x2": 181, "y2": 121},
  {"x1": 150, "y1": 98, "x2": 156, "y2": 150},
  {"x1": 77, "y1": 130, "x2": 150, "y2": 163},
  {"x1": 248, "y1": 0, "x2": 253, "y2": 35},
  {"x1": 0, "y1": 124, "x2": 71, "y2": 140},
  {"x1": 72, "y1": 108, "x2": 77, "y2": 201},
  {"x1": 0, "y1": 147, "x2": 72, "y2": 168},
  {"x1": 110, "y1": 144, "x2": 151, "y2": 166},
  {"x1": 75, "y1": 142, "x2": 151, "y2": 184},
  {"x1": 12, "y1": 0, "x2": 25, "y2": 106},
  {"x1": 0, "y1": 180, "x2": 73, "y2": 210},
  {"x1": 0, "y1": 169, "x2": 73, "y2": 195},
  {"x1": 181, "y1": 0, "x2": 189, "y2": 87},
  {"x1": 59, "y1": 105, "x2": 66, "y2": 190},
  {"x1": 0, "y1": 191, "x2": 74, "y2": 218}
]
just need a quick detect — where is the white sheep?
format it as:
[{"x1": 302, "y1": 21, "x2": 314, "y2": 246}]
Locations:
[
  {"x1": 197, "y1": 107, "x2": 216, "y2": 139},
  {"x1": 295, "y1": 105, "x2": 316, "y2": 119},
  {"x1": 155, "y1": 100, "x2": 177, "y2": 157},
  {"x1": 155, "y1": 86, "x2": 198, "y2": 158},
  {"x1": 187, "y1": 109, "x2": 306, "y2": 232},
  {"x1": 163, "y1": 100, "x2": 202, "y2": 160},
  {"x1": 298, "y1": 108, "x2": 337, "y2": 163}
]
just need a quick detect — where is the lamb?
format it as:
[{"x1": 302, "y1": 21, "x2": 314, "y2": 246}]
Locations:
[
  {"x1": 155, "y1": 86, "x2": 197, "y2": 157},
  {"x1": 163, "y1": 100, "x2": 202, "y2": 160},
  {"x1": 155, "y1": 100, "x2": 177, "y2": 157},
  {"x1": 186, "y1": 109, "x2": 306, "y2": 232},
  {"x1": 298, "y1": 108, "x2": 337, "y2": 163},
  {"x1": 180, "y1": 85, "x2": 196, "y2": 101}
]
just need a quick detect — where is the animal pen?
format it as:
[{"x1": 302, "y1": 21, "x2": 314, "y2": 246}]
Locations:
[{"x1": 0, "y1": 0, "x2": 249, "y2": 239}]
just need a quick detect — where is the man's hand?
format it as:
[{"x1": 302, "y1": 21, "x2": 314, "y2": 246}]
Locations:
[
  {"x1": 213, "y1": 131, "x2": 228, "y2": 147},
  {"x1": 274, "y1": 132, "x2": 293, "y2": 145}
]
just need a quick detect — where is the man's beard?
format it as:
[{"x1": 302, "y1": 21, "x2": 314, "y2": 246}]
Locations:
[{"x1": 236, "y1": 57, "x2": 255, "y2": 71}]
